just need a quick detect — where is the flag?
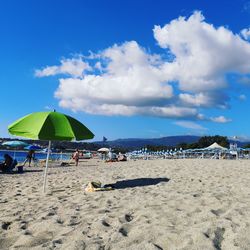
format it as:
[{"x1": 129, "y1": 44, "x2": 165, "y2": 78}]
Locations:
[{"x1": 103, "y1": 136, "x2": 107, "y2": 142}]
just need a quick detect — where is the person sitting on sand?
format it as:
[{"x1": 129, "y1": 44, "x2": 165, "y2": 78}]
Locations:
[
  {"x1": 0, "y1": 154, "x2": 14, "y2": 172},
  {"x1": 118, "y1": 153, "x2": 127, "y2": 162},
  {"x1": 105, "y1": 151, "x2": 118, "y2": 162}
]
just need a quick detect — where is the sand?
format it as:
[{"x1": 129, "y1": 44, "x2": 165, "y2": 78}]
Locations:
[{"x1": 1, "y1": 158, "x2": 250, "y2": 250}]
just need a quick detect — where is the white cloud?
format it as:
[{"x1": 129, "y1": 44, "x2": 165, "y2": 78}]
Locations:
[
  {"x1": 54, "y1": 41, "x2": 177, "y2": 117},
  {"x1": 35, "y1": 58, "x2": 91, "y2": 78},
  {"x1": 241, "y1": 28, "x2": 250, "y2": 40},
  {"x1": 179, "y1": 92, "x2": 228, "y2": 108},
  {"x1": 210, "y1": 116, "x2": 232, "y2": 123},
  {"x1": 175, "y1": 121, "x2": 207, "y2": 130},
  {"x1": 153, "y1": 11, "x2": 250, "y2": 93},
  {"x1": 35, "y1": 11, "x2": 250, "y2": 122},
  {"x1": 239, "y1": 94, "x2": 247, "y2": 101}
]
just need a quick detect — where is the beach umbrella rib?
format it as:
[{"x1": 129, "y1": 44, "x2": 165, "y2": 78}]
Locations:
[{"x1": 66, "y1": 115, "x2": 94, "y2": 140}]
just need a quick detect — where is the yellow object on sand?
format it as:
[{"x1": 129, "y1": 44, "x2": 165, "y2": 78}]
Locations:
[{"x1": 84, "y1": 181, "x2": 113, "y2": 192}]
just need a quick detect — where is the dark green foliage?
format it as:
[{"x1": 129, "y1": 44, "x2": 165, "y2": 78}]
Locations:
[
  {"x1": 197, "y1": 135, "x2": 229, "y2": 148},
  {"x1": 144, "y1": 145, "x2": 173, "y2": 151},
  {"x1": 0, "y1": 138, "x2": 100, "y2": 152},
  {"x1": 177, "y1": 142, "x2": 188, "y2": 149},
  {"x1": 0, "y1": 135, "x2": 236, "y2": 152},
  {"x1": 243, "y1": 144, "x2": 250, "y2": 148},
  {"x1": 112, "y1": 147, "x2": 128, "y2": 154},
  {"x1": 175, "y1": 136, "x2": 229, "y2": 150}
]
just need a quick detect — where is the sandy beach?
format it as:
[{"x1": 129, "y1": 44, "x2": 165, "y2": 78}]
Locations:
[{"x1": 1, "y1": 159, "x2": 250, "y2": 250}]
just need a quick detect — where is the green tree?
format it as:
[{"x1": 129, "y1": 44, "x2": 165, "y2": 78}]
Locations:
[
  {"x1": 177, "y1": 142, "x2": 188, "y2": 150},
  {"x1": 197, "y1": 135, "x2": 229, "y2": 148}
]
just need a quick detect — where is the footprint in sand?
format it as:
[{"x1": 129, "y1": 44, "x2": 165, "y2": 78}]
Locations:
[
  {"x1": 118, "y1": 226, "x2": 128, "y2": 237},
  {"x1": 107, "y1": 199, "x2": 112, "y2": 204},
  {"x1": 213, "y1": 227, "x2": 225, "y2": 250},
  {"x1": 0, "y1": 198, "x2": 8, "y2": 204},
  {"x1": 52, "y1": 239, "x2": 63, "y2": 247},
  {"x1": 1, "y1": 221, "x2": 12, "y2": 230},
  {"x1": 73, "y1": 240, "x2": 86, "y2": 249},
  {"x1": 193, "y1": 193, "x2": 201, "y2": 198},
  {"x1": 20, "y1": 221, "x2": 27, "y2": 230},
  {"x1": 119, "y1": 213, "x2": 134, "y2": 223},
  {"x1": 75, "y1": 206, "x2": 81, "y2": 212},
  {"x1": 15, "y1": 216, "x2": 22, "y2": 222},
  {"x1": 125, "y1": 213, "x2": 133, "y2": 222},
  {"x1": 68, "y1": 215, "x2": 81, "y2": 226},
  {"x1": 101, "y1": 219, "x2": 111, "y2": 227},
  {"x1": 204, "y1": 227, "x2": 225, "y2": 250},
  {"x1": 47, "y1": 210, "x2": 56, "y2": 216},
  {"x1": 23, "y1": 230, "x2": 32, "y2": 235},
  {"x1": 98, "y1": 209, "x2": 110, "y2": 214},
  {"x1": 55, "y1": 217, "x2": 64, "y2": 224},
  {"x1": 211, "y1": 209, "x2": 225, "y2": 216}
]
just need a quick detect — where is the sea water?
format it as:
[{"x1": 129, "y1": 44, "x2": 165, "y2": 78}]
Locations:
[{"x1": 0, "y1": 150, "x2": 71, "y2": 163}]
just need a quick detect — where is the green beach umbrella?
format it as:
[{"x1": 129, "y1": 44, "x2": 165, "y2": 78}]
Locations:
[{"x1": 8, "y1": 111, "x2": 94, "y2": 192}]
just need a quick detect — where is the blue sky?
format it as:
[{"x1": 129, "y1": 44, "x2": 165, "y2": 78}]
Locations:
[{"x1": 1, "y1": 0, "x2": 250, "y2": 141}]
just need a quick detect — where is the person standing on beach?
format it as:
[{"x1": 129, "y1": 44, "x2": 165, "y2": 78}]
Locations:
[
  {"x1": 73, "y1": 149, "x2": 79, "y2": 166},
  {"x1": 24, "y1": 150, "x2": 35, "y2": 167}
]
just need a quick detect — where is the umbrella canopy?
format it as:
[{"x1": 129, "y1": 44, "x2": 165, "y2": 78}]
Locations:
[
  {"x1": 24, "y1": 145, "x2": 42, "y2": 150},
  {"x1": 97, "y1": 147, "x2": 110, "y2": 152},
  {"x1": 2, "y1": 140, "x2": 29, "y2": 159},
  {"x1": 8, "y1": 111, "x2": 94, "y2": 140},
  {"x1": 2, "y1": 140, "x2": 28, "y2": 147},
  {"x1": 8, "y1": 111, "x2": 94, "y2": 192},
  {"x1": 204, "y1": 142, "x2": 227, "y2": 151}
]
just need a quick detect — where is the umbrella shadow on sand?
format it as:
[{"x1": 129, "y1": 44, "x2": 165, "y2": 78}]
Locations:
[
  {"x1": 106, "y1": 177, "x2": 170, "y2": 189},
  {"x1": 23, "y1": 169, "x2": 43, "y2": 173},
  {"x1": 0, "y1": 169, "x2": 43, "y2": 175}
]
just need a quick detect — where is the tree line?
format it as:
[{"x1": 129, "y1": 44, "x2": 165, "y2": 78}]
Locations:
[
  {"x1": 145, "y1": 135, "x2": 229, "y2": 151},
  {"x1": 2, "y1": 135, "x2": 249, "y2": 152}
]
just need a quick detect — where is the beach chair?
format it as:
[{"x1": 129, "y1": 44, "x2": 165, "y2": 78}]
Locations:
[
  {"x1": 33, "y1": 158, "x2": 41, "y2": 167},
  {"x1": 10, "y1": 159, "x2": 18, "y2": 171},
  {"x1": 211, "y1": 153, "x2": 219, "y2": 159}
]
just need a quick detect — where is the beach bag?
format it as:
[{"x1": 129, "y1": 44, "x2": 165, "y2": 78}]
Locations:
[
  {"x1": 84, "y1": 181, "x2": 113, "y2": 192},
  {"x1": 17, "y1": 166, "x2": 24, "y2": 173}
]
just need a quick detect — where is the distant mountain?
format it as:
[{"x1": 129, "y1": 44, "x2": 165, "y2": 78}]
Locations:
[
  {"x1": 94, "y1": 135, "x2": 201, "y2": 149},
  {"x1": 1, "y1": 136, "x2": 249, "y2": 151}
]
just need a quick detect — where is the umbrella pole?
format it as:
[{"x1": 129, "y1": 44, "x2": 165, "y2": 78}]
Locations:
[{"x1": 43, "y1": 140, "x2": 51, "y2": 192}]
